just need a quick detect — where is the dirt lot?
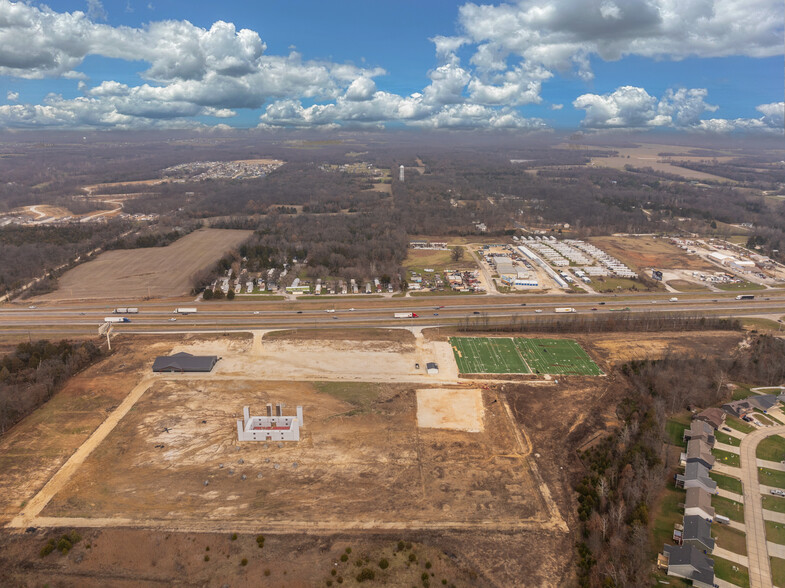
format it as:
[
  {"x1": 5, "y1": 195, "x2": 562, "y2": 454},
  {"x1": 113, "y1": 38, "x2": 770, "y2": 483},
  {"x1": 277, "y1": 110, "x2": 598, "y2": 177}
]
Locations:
[
  {"x1": 417, "y1": 388, "x2": 484, "y2": 432},
  {"x1": 38, "y1": 229, "x2": 252, "y2": 300},
  {"x1": 589, "y1": 235, "x2": 716, "y2": 272},
  {"x1": 0, "y1": 329, "x2": 582, "y2": 586},
  {"x1": 584, "y1": 331, "x2": 742, "y2": 365}
]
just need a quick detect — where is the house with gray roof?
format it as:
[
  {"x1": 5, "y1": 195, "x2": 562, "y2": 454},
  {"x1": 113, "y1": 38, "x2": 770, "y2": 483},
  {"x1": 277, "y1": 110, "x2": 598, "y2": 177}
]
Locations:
[
  {"x1": 676, "y1": 462, "x2": 717, "y2": 494},
  {"x1": 683, "y1": 439, "x2": 715, "y2": 470},
  {"x1": 152, "y1": 352, "x2": 219, "y2": 373},
  {"x1": 683, "y1": 420, "x2": 715, "y2": 447},
  {"x1": 684, "y1": 487, "x2": 715, "y2": 521},
  {"x1": 662, "y1": 544, "x2": 714, "y2": 588},
  {"x1": 682, "y1": 515, "x2": 714, "y2": 553}
]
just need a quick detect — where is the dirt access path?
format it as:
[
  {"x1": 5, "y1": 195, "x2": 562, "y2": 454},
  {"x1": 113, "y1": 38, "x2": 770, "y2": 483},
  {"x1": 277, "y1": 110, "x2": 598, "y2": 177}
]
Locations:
[{"x1": 9, "y1": 376, "x2": 154, "y2": 529}]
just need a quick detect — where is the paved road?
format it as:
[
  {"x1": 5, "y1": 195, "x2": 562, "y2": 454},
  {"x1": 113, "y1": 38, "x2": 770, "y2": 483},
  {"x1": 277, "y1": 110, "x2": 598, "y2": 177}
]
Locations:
[{"x1": 740, "y1": 424, "x2": 785, "y2": 588}]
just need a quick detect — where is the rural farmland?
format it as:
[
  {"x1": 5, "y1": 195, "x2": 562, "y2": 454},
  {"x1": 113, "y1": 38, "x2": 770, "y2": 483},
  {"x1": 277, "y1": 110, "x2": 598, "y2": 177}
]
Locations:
[{"x1": 39, "y1": 229, "x2": 252, "y2": 300}]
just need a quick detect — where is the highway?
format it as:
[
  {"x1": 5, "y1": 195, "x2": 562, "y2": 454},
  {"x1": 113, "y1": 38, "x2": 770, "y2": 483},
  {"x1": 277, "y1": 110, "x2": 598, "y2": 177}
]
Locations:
[{"x1": 1, "y1": 291, "x2": 783, "y2": 335}]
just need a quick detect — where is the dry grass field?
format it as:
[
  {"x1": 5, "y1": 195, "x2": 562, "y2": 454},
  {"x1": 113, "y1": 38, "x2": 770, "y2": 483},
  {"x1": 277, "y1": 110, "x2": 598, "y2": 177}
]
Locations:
[
  {"x1": 38, "y1": 229, "x2": 252, "y2": 300},
  {"x1": 574, "y1": 142, "x2": 737, "y2": 182},
  {"x1": 589, "y1": 235, "x2": 716, "y2": 272}
]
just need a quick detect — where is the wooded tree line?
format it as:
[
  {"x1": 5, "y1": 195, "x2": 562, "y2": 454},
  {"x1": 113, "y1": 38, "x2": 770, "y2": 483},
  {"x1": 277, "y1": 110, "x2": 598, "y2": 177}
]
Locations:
[
  {"x1": 576, "y1": 334, "x2": 785, "y2": 587},
  {"x1": 457, "y1": 313, "x2": 742, "y2": 334},
  {"x1": 0, "y1": 222, "x2": 131, "y2": 295},
  {"x1": 0, "y1": 339, "x2": 103, "y2": 434}
]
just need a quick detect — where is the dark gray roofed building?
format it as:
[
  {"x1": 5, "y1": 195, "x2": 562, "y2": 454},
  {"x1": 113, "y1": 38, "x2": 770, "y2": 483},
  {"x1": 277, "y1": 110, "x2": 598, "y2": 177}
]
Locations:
[
  {"x1": 662, "y1": 544, "x2": 714, "y2": 588},
  {"x1": 682, "y1": 515, "x2": 714, "y2": 553},
  {"x1": 152, "y1": 352, "x2": 219, "y2": 373}
]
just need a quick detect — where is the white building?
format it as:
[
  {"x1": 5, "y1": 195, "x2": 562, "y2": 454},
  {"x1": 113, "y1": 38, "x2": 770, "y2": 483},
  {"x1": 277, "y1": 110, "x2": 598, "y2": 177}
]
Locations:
[{"x1": 237, "y1": 404, "x2": 303, "y2": 442}]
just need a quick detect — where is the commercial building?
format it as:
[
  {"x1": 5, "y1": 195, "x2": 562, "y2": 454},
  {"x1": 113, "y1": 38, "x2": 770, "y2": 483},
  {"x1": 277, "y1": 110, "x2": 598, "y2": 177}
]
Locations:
[{"x1": 152, "y1": 352, "x2": 219, "y2": 373}]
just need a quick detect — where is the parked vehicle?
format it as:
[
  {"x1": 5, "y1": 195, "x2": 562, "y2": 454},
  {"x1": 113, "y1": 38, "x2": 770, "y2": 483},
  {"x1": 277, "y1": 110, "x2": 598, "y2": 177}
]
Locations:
[{"x1": 771, "y1": 489, "x2": 785, "y2": 497}]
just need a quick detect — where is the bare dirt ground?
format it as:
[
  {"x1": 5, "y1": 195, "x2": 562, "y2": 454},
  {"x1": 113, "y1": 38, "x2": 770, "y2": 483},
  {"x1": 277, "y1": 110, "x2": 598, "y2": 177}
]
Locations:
[
  {"x1": 589, "y1": 235, "x2": 716, "y2": 272},
  {"x1": 583, "y1": 331, "x2": 742, "y2": 365},
  {"x1": 0, "y1": 329, "x2": 579, "y2": 586},
  {"x1": 37, "y1": 228, "x2": 252, "y2": 301},
  {"x1": 417, "y1": 388, "x2": 484, "y2": 432}
]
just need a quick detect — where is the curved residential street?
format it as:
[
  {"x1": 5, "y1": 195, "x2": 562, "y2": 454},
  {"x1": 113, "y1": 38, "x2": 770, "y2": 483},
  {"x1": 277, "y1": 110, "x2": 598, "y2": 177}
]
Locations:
[{"x1": 740, "y1": 424, "x2": 785, "y2": 588}]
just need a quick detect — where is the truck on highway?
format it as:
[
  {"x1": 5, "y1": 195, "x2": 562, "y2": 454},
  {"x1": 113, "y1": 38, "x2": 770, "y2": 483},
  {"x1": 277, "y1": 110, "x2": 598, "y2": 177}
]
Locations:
[
  {"x1": 113, "y1": 307, "x2": 139, "y2": 314},
  {"x1": 173, "y1": 308, "x2": 197, "y2": 315},
  {"x1": 394, "y1": 312, "x2": 419, "y2": 318},
  {"x1": 104, "y1": 316, "x2": 130, "y2": 323},
  {"x1": 554, "y1": 307, "x2": 576, "y2": 313},
  {"x1": 736, "y1": 294, "x2": 755, "y2": 300}
]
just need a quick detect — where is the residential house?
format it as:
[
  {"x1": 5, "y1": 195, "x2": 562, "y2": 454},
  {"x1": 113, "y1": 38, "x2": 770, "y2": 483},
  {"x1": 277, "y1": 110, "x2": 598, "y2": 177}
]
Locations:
[
  {"x1": 683, "y1": 439, "x2": 715, "y2": 470},
  {"x1": 684, "y1": 487, "x2": 715, "y2": 521},
  {"x1": 683, "y1": 421, "x2": 715, "y2": 447},
  {"x1": 676, "y1": 462, "x2": 717, "y2": 494},
  {"x1": 662, "y1": 544, "x2": 715, "y2": 588},
  {"x1": 694, "y1": 407, "x2": 725, "y2": 430},
  {"x1": 681, "y1": 515, "x2": 714, "y2": 553}
]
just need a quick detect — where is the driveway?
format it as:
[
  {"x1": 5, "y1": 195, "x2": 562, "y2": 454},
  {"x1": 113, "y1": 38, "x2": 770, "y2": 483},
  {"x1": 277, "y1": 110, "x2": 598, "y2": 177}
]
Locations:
[{"x1": 739, "y1": 423, "x2": 785, "y2": 588}]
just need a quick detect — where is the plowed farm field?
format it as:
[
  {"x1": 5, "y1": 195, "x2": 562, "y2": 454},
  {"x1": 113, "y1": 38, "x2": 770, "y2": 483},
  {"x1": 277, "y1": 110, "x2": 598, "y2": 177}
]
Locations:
[{"x1": 39, "y1": 229, "x2": 252, "y2": 300}]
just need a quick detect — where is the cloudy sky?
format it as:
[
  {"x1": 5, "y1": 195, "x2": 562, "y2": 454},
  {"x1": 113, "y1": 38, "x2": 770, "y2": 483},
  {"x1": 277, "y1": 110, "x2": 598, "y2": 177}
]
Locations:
[{"x1": 0, "y1": 0, "x2": 782, "y2": 132}]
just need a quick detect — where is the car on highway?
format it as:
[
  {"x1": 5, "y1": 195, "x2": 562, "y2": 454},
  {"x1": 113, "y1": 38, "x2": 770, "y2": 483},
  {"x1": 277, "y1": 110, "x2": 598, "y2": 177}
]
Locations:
[
  {"x1": 520, "y1": 303, "x2": 526, "y2": 306},
  {"x1": 771, "y1": 489, "x2": 785, "y2": 497},
  {"x1": 169, "y1": 318, "x2": 177, "y2": 322},
  {"x1": 253, "y1": 311, "x2": 260, "y2": 315},
  {"x1": 296, "y1": 310, "x2": 303, "y2": 314},
  {"x1": 433, "y1": 313, "x2": 439, "y2": 316},
  {"x1": 535, "y1": 309, "x2": 543, "y2": 313},
  {"x1": 349, "y1": 308, "x2": 355, "y2": 311},
  {"x1": 591, "y1": 308, "x2": 598, "y2": 311},
  {"x1": 28, "y1": 305, "x2": 37, "y2": 309},
  {"x1": 473, "y1": 311, "x2": 480, "y2": 315},
  {"x1": 599, "y1": 302, "x2": 605, "y2": 305},
  {"x1": 332, "y1": 316, "x2": 338, "y2": 319},
  {"x1": 325, "y1": 309, "x2": 335, "y2": 313}
]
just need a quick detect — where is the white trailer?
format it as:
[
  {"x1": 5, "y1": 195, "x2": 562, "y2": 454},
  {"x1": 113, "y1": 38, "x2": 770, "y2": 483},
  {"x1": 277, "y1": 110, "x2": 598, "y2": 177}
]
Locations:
[
  {"x1": 113, "y1": 307, "x2": 139, "y2": 314},
  {"x1": 173, "y1": 307, "x2": 198, "y2": 314},
  {"x1": 104, "y1": 316, "x2": 130, "y2": 323},
  {"x1": 394, "y1": 312, "x2": 419, "y2": 318},
  {"x1": 554, "y1": 307, "x2": 576, "y2": 313}
]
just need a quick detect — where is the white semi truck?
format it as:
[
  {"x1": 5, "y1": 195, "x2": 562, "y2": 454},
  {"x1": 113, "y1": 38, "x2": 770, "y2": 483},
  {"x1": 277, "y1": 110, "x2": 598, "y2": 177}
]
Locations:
[
  {"x1": 554, "y1": 307, "x2": 576, "y2": 313},
  {"x1": 173, "y1": 308, "x2": 198, "y2": 314},
  {"x1": 113, "y1": 307, "x2": 139, "y2": 314},
  {"x1": 394, "y1": 312, "x2": 419, "y2": 318},
  {"x1": 104, "y1": 316, "x2": 131, "y2": 323}
]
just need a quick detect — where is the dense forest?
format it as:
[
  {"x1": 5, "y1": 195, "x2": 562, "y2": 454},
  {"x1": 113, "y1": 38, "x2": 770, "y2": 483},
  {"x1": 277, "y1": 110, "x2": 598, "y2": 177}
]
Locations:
[
  {"x1": 0, "y1": 339, "x2": 103, "y2": 434},
  {"x1": 576, "y1": 334, "x2": 785, "y2": 587}
]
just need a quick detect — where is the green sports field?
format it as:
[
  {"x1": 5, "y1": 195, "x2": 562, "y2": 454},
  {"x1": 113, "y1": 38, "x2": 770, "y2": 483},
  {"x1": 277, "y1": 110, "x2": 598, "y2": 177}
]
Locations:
[{"x1": 449, "y1": 337, "x2": 603, "y2": 376}]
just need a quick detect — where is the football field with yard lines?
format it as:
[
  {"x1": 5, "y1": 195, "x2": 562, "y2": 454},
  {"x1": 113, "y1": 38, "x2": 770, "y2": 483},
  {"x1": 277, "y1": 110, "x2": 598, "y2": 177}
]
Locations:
[{"x1": 450, "y1": 337, "x2": 603, "y2": 376}]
